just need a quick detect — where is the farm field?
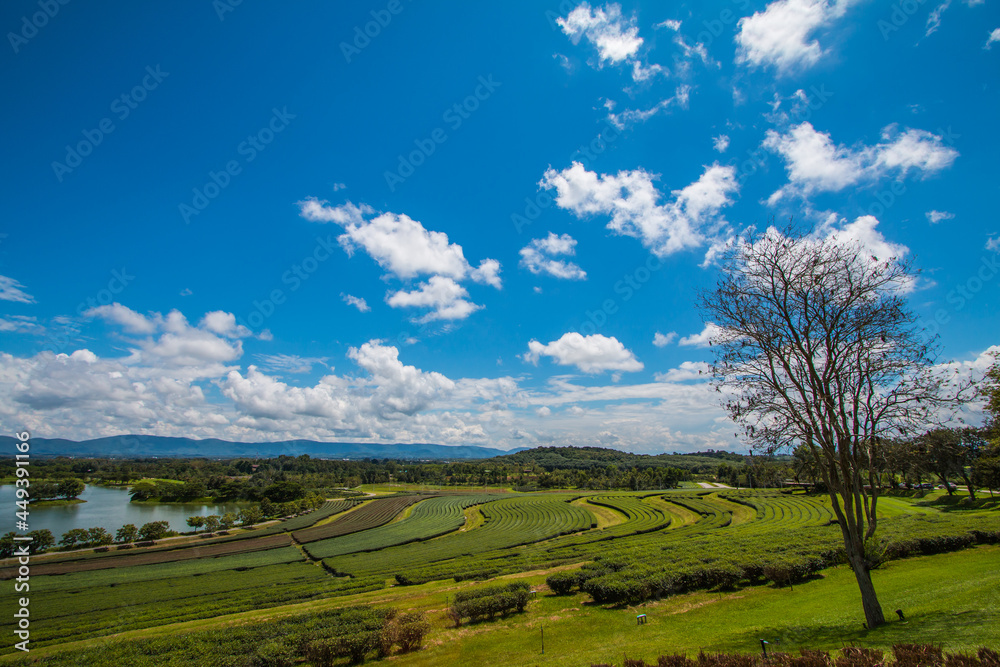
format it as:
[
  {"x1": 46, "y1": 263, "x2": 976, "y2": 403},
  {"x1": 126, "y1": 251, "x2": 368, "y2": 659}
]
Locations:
[{"x1": 1, "y1": 489, "x2": 997, "y2": 662}]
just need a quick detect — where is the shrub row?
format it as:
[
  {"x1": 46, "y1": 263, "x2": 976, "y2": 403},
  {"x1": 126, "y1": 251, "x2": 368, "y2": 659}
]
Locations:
[
  {"x1": 612, "y1": 645, "x2": 1000, "y2": 667},
  {"x1": 449, "y1": 581, "x2": 531, "y2": 624}
]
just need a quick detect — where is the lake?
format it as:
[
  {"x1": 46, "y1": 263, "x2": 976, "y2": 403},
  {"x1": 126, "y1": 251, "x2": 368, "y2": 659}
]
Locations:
[{"x1": 1, "y1": 484, "x2": 245, "y2": 537}]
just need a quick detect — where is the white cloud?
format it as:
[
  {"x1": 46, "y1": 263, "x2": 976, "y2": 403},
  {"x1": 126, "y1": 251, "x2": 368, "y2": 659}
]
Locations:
[
  {"x1": 299, "y1": 198, "x2": 501, "y2": 288},
  {"x1": 986, "y1": 236, "x2": 1000, "y2": 252},
  {"x1": 713, "y1": 135, "x2": 730, "y2": 153},
  {"x1": 557, "y1": 2, "x2": 663, "y2": 82},
  {"x1": 0, "y1": 316, "x2": 43, "y2": 334},
  {"x1": 558, "y1": 2, "x2": 642, "y2": 63},
  {"x1": 299, "y1": 198, "x2": 500, "y2": 323},
  {"x1": 341, "y1": 293, "x2": 371, "y2": 312},
  {"x1": 986, "y1": 28, "x2": 1000, "y2": 49},
  {"x1": 536, "y1": 406, "x2": 552, "y2": 417},
  {"x1": 255, "y1": 354, "x2": 327, "y2": 375},
  {"x1": 655, "y1": 360, "x2": 711, "y2": 382},
  {"x1": 85, "y1": 303, "x2": 159, "y2": 334},
  {"x1": 606, "y1": 86, "x2": 690, "y2": 129},
  {"x1": 764, "y1": 122, "x2": 958, "y2": 203},
  {"x1": 735, "y1": 0, "x2": 857, "y2": 73},
  {"x1": 540, "y1": 162, "x2": 738, "y2": 257},
  {"x1": 200, "y1": 311, "x2": 252, "y2": 338},
  {"x1": 0, "y1": 275, "x2": 35, "y2": 303},
  {"x1": 926, "y1": 210, "x2": 955, "y2": 224},
  {"x1": 925, "y1": 0, "x2": 951, "y2": 36},
  {"x1": 519, "y1": 233, "x2": 587, "y2": 280},
  {"x1": 523, "y1": 332, "x2": 643, "y2": 374},
  {"x1": 386, "y1": 276, "x2": 482, "y2": 323},
  {"x1": 656, "y1": 19, "x2": 682, "y2": 31},
  {"x1": 678, "y1": 323, "x2": 724, "y2": 348},
  {"x1": 652, "y1": 331, "x2": 677, "y2": 347}
]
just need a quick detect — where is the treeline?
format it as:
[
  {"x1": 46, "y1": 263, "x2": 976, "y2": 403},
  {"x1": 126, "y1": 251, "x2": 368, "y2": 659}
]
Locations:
[{"x1": 1, "y1": 448, "x2": 702, "y2": 495}]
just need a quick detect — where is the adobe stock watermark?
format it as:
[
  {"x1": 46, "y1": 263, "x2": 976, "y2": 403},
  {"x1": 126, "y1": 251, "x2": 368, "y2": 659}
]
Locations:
[
  {"x1": 7, "y1": 0, "x2": 70, "y2": 54},
  {"x1": 511, "y1": 120, "x2": 622, "y2": 234},
  {"x1": 920, "y1": 248, "x2": 1000, "y2": 344},
  {"x1": 545, "y1": 0, "x2": 752, "y2": 51},
  {"x1": 572, "y1": 254, "x2": 665, "y2": 337},
  {"x1": 30, "y1": 267, "x2": 135, "y2": 357},
  {"x1": 51, "y1": 66, "x2": 169, "y2": 183},
  {"x1": 340, "y1": 0, "x2": 413, "y2": 63},
  {"x1": 855, "y1": 126, "x2": 959, "y2": 220},
  {"x1": 384, "y1": 75, "x2": 501, "y2": 192},
  {"x1": 237, "y1": 234, "x2": 337, "y2": 333},
  {"x1": 178, "y1": 107, "x2": 295, "y2": 224},
  {"x1": 877, "y1": 0, "x2": 933, "y2": 41}
]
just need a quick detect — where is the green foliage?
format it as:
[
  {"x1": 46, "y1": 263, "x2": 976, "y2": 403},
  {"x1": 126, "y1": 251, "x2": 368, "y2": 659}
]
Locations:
[
  {"x1": 137, "y1": 521, "x2": 170, "y2": 541},
  {"x1": 450, "y1": 581, "x2": 531, "y2": 624}
]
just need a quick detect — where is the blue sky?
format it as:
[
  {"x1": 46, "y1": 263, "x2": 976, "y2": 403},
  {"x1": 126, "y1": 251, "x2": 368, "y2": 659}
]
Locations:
[{"x1": 1, "y1": 0, "x2": 998, "y2": 452}]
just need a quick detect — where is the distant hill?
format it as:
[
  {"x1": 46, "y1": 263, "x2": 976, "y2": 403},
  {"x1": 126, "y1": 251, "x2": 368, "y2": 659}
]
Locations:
[
  {"x1": 488, "y1": 446, "x2": 747, "y2": 471},
  {"x1": 0, "y1": 435, "x2": 519, "y2": 461}
]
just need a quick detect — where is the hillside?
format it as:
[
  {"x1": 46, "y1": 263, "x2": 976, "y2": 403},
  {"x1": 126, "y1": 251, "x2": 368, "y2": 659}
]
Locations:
[{"x1": 488, "y1": 445, "x2": 747, "y2": 471}]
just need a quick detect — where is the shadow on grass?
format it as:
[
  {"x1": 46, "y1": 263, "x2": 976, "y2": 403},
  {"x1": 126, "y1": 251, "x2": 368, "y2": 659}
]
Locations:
[
  {"x1": 719, "y1": 608, "x2": 999, "y2": 654},
  {"x1": 915, "y1": 496, "x2": 1000, "y2": 512}
]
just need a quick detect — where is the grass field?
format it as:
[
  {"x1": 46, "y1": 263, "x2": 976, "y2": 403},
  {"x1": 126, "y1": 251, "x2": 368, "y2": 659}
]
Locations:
[{"x1": 1, "y1": 488, "x2": 997, "y2": 664}]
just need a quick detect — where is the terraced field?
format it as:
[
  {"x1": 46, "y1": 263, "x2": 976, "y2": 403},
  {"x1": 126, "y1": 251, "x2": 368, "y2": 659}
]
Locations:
[
  {"x1": 292, "y1": 494, "x2": 425, "y2": 543},
  {"x1": 324, "y1": 493, "x2": 593, "y2": 577},
  {"x1": 303, "y1": 494, "x2": 499, "y2": 559},
  {"x1": 3, "y1": 489, "x2": 998, "y2": 657}
]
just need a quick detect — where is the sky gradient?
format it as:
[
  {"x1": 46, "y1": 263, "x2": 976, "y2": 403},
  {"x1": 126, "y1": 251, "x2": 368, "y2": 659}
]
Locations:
[{"x1": 1, "y1": 0, "x2": 998, "y2": 453}]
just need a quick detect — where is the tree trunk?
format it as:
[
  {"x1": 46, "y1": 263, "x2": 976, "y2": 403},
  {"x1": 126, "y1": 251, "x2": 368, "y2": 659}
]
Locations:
[
  {"x1": 851, "y1": 559, "x2": 886, "y2": 628},
  {"x1": 960, "y1": 469, "x2": 976, "y2": 501}
]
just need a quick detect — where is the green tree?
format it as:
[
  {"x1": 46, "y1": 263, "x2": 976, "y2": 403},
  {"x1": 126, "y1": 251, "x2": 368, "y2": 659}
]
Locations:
[
  {"x1": 0, "y1": 532, "x2": 16, "y2": 558},
  {"x1": 238, "y1": 506, "x2": 263, "y2": 527},
  {"x1": 56, "y1": 478, "x2": 85, "y2": 499},
  {"x1": 60, "y1": 528, "x2": 89, "y2": 548},
  {"x1": 129, "y1": 481, "x2": 158, "y2": 501},
  {"x1": 115, "y1": 524, "x2": 138, "y2": 544},
  {"x1": 203, "y1": 515, "x2": 221, "y2": 533},
  {"x1": 86, "y1": 527, "x2": 113, "y2": 547},
  {"x1": 138, "y1": 520, "x2": 170, "y2": 542},
  {"x1": 27, "y1": 529, "x2": 54, "y2": 553},
  {"x1": 186, "y1": 515, "x2": 206, "y2": 533}
]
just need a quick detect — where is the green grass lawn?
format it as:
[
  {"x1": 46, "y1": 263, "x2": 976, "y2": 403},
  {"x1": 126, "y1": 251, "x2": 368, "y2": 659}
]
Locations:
[{"x1": 385, "y1": 546, "x2": 1000, "y2": 667}]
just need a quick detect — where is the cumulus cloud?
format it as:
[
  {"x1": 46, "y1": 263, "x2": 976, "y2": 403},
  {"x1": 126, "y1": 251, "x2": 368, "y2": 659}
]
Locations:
[
  {"x1": 557, "y1": 2, "x2": 663, "y2": 82},
  {"x1": 540, "y1": 162, "x2": 738, "y2": 258},
  {"x1": 341, "y1": 293, "x2": 371, "y2": 312},
  {"x1": 735, "y1": 0, "x2": 858, "y2": 73},
  {"x1": 678, "y1": 323, "x2": 724, "y2": 348},
  {"x1": 655, "y1": 360, "x2": 711, "y2": 382},
  {"x1": 0, "y1": 275, "x2": 35, "y2": 303},
  {"x1": 386, "y1": 276, "x2": 482, "y2": 323},
  {"x1": 763, "y1": 122, "x2": 958, "y2": 203},
  {"x1": 652, "y1": 331, "x2": 677, "y2": 347},
  {"x1": 519, "y1": 233, "x2": 587, "y2": 280},
  {"x1": 523, "y1": 332, "x2": 643, "y2": 373},
  {"x1": 298, "y1": 198, "x2": 500, "y2": 322},
  {"x1": 713, "y1": 135, "x2": 730, "y2": 153}
]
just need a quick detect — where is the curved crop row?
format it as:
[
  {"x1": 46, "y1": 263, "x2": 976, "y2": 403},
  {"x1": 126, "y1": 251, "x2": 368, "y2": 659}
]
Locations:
[
  {"x1": 303, "y1": 494, "x2": 499, "y2": 559},
  {"x1": 292, "y1": 495, "x2": 426, "y2": 544},
  {"x1": 325, "y1": 494, "x2": 593, "y2": 577}
]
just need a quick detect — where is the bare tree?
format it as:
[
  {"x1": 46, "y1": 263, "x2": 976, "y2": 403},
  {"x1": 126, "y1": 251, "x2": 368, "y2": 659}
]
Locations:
[{"x1": 700, "y1": 227, "x2": 970, "y2": 628}]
